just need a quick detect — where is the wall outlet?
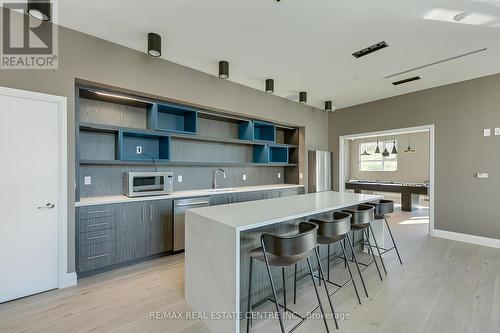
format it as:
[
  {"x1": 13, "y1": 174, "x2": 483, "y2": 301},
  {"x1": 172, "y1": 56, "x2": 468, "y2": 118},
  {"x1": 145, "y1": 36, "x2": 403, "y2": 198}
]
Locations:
[
  {"x1": 177, "y1": 175, "x2": 183, "y2": 183},
  {"x1": 476, "y1": 173, "x2": 489, "y2": 179},
  {"x1": 483, "y1": 128, "x2": 491, "y2": 137},
  {"x1": 299, "y1": 173, "x2": 303, "y2": 179},
  {"x1": 136, "y1": 146, "x2": 143, "y2": 154},
  {"x1": 84, "y1": 176, "x2": 91, "y2": 185},
  {"x1": 495, "y1": 128, "x2": 500, "y2": 136},
  {"x1": 242, "y1": 174, "x2": 247, "y2": 181},
  {"x1": 278, "y1": 172, "x2": 281, "y2": 179}
]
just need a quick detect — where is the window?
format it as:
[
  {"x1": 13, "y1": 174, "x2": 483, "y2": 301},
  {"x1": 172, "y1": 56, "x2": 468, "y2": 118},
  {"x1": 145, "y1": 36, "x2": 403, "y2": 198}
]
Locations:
[{"x1": 359, "y1": 141, "x2": 397, "y2": 171}]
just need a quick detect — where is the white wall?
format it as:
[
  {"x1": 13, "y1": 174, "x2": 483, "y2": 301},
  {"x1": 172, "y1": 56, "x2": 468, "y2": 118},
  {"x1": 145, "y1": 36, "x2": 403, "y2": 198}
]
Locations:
[{"x1": 349, "y1": 131, "x2": 429, "y2": 183}]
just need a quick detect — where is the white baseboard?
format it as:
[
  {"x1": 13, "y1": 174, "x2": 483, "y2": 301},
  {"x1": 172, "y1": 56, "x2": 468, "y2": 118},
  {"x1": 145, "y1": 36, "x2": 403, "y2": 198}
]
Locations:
[
  {"x1": 433, "y1": 229, "x2": 500, "y2": 249},
  {"x1": 59, "y1": 272, "x2": 77, "y2": 289}
]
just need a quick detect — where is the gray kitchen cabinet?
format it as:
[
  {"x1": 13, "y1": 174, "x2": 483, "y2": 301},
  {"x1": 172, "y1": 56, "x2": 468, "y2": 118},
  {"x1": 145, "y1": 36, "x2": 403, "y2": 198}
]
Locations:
[
  {"x1": 115, "y1": 202, "x2": 148, "y2": 264},
  {"x1": 209, "y1": 193, "x2": 232, "y2": 206},
  {"x1": 279, "y1": 187, "x2": 304, "y2": 197},
  {"x1": 265, "y1": 189, "x2": 281, "y2": 199},
  {"x1": 147, "y1": 199, "x2": 173, "y2": 256},
  {"x1": 233, "y1": 190, "x2": 266, "y2": 203}
]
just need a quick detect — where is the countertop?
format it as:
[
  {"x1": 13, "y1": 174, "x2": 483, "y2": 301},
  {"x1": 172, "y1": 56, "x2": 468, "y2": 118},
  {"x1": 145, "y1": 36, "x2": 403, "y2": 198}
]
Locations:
[
  {"x1": 75, "y1": 183, "x2": 304, "y2": 207},
  {"x1": 187, "y1": 191, "x2": 382, "y2": 231}
]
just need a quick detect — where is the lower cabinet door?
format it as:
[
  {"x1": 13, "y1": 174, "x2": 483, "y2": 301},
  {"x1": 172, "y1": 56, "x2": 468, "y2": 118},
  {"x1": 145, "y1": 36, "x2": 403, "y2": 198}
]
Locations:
[
  {"x1": 209, "y1": 194, "x2": 231, "y2": 206},
  {"x1": 147, "y1": 200, "x2": 173, "y2": 256},
  {"x1": 116, "y1": 202, "x2": 147, "y2": 263},
  {"x1": 234, "y1": 191, "x2": 265, "y2": 203}
]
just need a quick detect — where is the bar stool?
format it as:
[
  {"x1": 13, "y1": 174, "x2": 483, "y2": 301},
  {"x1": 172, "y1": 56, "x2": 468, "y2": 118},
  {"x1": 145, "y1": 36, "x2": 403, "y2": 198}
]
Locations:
[
  {"x1": 246, "y1": 222, "x2": 338, "y2": 333},
  {"x1": 292, "y1": 212, "x2": 368, "y2": 306},
  {"x1": 365, "y1": 200, "x2": 403, "y2": 265},
  {"x1": 342, "y1": 204, "x2": 386, "y2": 281}
]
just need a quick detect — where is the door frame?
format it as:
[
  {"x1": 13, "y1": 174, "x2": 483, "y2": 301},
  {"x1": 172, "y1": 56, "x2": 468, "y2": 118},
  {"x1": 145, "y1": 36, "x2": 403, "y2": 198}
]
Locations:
[
  {"x1": 338, "y1": 124, "x2": 435, "y2": 235},
  {"x1": 0, "y1": 86, "x2": 75, "y2": 289}
]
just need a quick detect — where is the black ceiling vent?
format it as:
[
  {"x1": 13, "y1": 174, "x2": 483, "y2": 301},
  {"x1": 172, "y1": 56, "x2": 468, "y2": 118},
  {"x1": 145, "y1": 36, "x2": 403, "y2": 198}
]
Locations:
[
  {"x1": 392, "y1": 76, "x2": 421, "y2": 86},
  {"x1": 352, "y1": 41, "x2": 388, "y2": 58}
]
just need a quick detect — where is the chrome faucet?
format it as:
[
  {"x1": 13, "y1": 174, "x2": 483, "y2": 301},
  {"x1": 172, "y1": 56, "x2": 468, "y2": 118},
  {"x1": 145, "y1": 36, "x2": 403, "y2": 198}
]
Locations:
[{"x1": 213, "y1": 168, "x2": 226, "y2": 189}]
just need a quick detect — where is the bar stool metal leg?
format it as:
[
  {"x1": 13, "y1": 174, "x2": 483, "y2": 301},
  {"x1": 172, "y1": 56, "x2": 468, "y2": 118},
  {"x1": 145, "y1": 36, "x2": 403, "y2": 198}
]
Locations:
[
  {"x1": 282, "y1": 267, "x2": 287, "y2": 309},
  {"x1": 385, "y1": 218, "x2": 403, "y2": 265},
  {"x1": 262, "y1": 247, "x2": 286, "y2": 333},
  {"x1": 314, "y1": 247, "x2": 339, "y2": 330},
  {"x1": 346, "y1": 233, "x2": 369, "y2": 298},
  {"x1": 246, "y1": 257, "x2": 253, "y2": 333},
  {"x1": 293, "y1": 264, "x2": 297, "y2": 305},
  {"x1": 362, "y1": 229, "x2": 383, "y2": 281},
  {"x1": 340, "y1": 240, "x2": 361, "y2": 305},
  {"x1": 327, "y1": 244, "x2": 331, "y2": 281},
  {"x1": 306, "y1": 257, "x2": 331, "y2": 333},
  {"x1": 368, "y1": 223, "x2": 387, "y2": 275}
]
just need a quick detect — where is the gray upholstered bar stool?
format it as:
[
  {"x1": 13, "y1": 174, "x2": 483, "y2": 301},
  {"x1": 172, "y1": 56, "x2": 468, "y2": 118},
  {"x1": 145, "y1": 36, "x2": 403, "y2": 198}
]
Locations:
[
  {"x1": 246, "y1": 222, "x2": 338, "y2": 333},
  {"x1": 342, "y1": 204, "x2": 386, "y2": 281},
  {"x1": 292, "y1": 212, "x2": 368, "y2": 305},
  {"x1": 365, "y1": 199, "x2": 403, "y2": 265}
]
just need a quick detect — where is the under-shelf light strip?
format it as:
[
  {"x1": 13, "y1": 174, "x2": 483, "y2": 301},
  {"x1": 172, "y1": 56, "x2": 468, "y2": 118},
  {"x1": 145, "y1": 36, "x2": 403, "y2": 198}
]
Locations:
[{"x1": 94, "y1": 91, "x2": 151, "y2": 104}]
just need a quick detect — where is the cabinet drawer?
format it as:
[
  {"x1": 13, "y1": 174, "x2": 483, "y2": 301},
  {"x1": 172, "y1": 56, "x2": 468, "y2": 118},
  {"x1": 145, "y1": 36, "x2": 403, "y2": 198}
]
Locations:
[
  {"x1": 78, "y1": 215, "x2": 116, "y2": 233},
  {"x1": 78, "y1": 229, "x2": 115, "y2": 246},
  {"x1": 78, "y1": 204, "x2": 116, "y2": 220},
  {"x1": 78, "y1": 241, "x2": 115, "y2": 272}
]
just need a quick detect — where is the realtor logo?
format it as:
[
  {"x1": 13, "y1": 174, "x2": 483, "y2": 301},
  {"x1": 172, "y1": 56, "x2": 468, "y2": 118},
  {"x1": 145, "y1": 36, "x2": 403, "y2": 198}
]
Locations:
[{"x1": 1, "y1": 1, "x2": 58, "y2": 69}]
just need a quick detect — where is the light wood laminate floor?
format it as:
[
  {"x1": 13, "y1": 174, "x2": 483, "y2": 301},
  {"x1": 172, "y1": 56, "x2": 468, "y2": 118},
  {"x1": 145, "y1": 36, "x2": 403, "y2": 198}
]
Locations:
[{"x1": 1, "y1": 207, "x2": 500, "y2": 333}]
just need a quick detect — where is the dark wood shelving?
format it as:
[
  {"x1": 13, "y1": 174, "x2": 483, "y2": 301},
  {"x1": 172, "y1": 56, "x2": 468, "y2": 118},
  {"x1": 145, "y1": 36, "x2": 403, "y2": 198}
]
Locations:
[
  {"x1": 79, "y1": 159, "x2": 297, "y2": 167},
  {"x1": 79, "y1": 122, "x2": 298, "y2": 148}
]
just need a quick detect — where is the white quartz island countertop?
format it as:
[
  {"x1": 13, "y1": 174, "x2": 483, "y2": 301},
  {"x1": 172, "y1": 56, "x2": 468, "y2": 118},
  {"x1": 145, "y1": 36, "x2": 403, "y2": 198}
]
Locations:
[
  {"x1": 185, "y1": 191, "x2": 381, "y2": 333},
  {"x1": 188, "y1": 191, "x2": 382, "y2": 231}
]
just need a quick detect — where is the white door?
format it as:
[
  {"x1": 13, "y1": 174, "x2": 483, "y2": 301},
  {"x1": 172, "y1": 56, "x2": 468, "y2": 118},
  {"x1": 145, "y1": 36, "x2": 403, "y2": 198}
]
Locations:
[{"x1": 0, "y1": 90, "x2": 60, "y2": 302}]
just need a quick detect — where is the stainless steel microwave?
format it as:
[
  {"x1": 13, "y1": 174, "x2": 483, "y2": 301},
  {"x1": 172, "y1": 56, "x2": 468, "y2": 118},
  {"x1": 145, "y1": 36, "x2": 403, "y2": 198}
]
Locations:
[{"x1": 123, "y1": 172, "x2": 173, "y2": 197}]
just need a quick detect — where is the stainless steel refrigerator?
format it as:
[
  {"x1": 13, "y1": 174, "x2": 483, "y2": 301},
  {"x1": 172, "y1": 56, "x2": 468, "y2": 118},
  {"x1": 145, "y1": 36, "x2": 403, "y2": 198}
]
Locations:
[{"x1": 308, "y1": 150, "x2": 332, "y2": 193}]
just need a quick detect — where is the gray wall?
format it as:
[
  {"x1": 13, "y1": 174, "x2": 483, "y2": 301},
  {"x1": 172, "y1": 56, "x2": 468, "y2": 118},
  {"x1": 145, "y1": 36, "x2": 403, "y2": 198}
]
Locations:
[
  {"x1": 329, "y1": 73, "x2": 500, "y2": 239},
  {"x1": 0, "y1": 8, "x2": 329, "y2": 273},
  {"x1": 349, "y1": 132, "x2": 430, "y2": 183}
]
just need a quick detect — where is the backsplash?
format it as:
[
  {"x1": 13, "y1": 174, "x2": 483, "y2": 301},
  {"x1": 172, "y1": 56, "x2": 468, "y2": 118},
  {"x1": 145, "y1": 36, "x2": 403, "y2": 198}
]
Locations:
[{"x1": 79, "y1": 165, "x2": 285, "y2": 197}]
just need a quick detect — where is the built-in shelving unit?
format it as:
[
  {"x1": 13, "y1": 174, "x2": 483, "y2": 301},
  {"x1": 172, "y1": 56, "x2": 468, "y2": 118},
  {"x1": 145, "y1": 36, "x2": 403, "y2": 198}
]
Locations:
[{"x1": 76, "y1": 83, "x2": 304, "y2": 200}]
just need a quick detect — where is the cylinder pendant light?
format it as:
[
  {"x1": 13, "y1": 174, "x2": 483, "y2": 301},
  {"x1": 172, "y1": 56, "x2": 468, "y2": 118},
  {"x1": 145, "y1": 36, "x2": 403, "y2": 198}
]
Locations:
[
  {"x1": 147, "y1": 33, "x2": 162, "y2": 57},
  {"x1": 325, "y1": 101, "x2": 332, "y2": 111},
  {"x1": 265, "y1": 79, "x2": 274, "y2": 93},
  {"x1": 28, "y1": 0, "x2": 51, "y2": 21},
  {"x1": 219, "y1": 61, "x2": 229, "y2": 79},
  {"x1": 299, "y1": 91, "x2": 307, "y2": 103}
]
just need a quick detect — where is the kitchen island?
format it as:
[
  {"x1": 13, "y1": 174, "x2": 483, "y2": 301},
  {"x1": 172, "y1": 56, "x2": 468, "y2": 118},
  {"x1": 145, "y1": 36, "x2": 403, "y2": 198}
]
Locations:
[{"x1": 185, "y1": 191, "x2": 381, "y2": 333}]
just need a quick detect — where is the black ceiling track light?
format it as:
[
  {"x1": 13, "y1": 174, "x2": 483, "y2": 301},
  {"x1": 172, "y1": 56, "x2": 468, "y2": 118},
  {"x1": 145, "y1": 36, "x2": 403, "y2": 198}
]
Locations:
[
  {"x1": 299, "y1": 91, "x2": 307, "y2": 103},
  {"x1": 219, "y1": 61, "x2": 229, "y2": 79},
  {"x1": 27, "y1": 0, "x2": 51, "y2": 21},
  {"x1": 147, "y1": 33, "x2": 162, "y2": 57},
  {"x1": 265, "y1": 79, "x2": 274, "y2": 93},
  {"x1": 325, "y1": 101, "x2": 332, "y2": 111}
]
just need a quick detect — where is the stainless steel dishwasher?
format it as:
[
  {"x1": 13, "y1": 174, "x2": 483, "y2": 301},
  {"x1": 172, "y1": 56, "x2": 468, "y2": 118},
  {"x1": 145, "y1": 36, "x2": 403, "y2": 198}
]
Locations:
[{"x1": 173, "y1": 197, "x2": 210, "y2": 251}]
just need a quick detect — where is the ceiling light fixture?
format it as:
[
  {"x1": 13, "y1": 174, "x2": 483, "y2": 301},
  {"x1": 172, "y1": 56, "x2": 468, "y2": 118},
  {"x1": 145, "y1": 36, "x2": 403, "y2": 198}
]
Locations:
[
  {"x1": 375, "y1": 137, "x2": 381, "y2": 154},
  {"x1": 404, "y1": 130, "x2": 416, "y2": 153},
  {"x1": 391, "y1": 135, "x2": 398, "y2": 154},
  {"x1": 147, "y1": 33, "x2": 162, "y2": 57},
  {"x1": 325, "y1": 101, "x2": 333, "y2": 111},
  {"x1": 28, "y1": 0, "x2": 51, "y2": 21},
  {"x1": 219, "y1": 61, "x2": 229, "y2": 79},
  {"x1": 299, "y1": 91, "x2": 307, "y2": 103},
  {"x1": 382, "y1": 137, "x2": 390, "y2": 157},
  {"x1": 265, "y1": 79, "x2": 274, "y2": 93}
]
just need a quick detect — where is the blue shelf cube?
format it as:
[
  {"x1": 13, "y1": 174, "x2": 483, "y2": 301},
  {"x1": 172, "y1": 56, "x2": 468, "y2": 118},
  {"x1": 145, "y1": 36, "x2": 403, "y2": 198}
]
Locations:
[
  {"x1": 147, "y1": 102, "x2": 197, "y2": 134},
  {"x1": 253, "y1": 144, "x2": 269, "y2": 163},
  {"x1": 117, "y1": 130, "x2": 170, "y2": 161},
  {"x1": 253, "y1": 121, "x2": 275, "y2": 142},
  {"x1": 269, "y1": 145, "x2": 289, "y2": 164}
]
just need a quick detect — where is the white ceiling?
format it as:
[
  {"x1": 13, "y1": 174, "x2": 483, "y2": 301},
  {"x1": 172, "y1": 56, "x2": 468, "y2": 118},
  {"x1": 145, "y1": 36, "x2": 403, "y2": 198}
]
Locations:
[{"x1": 57, "y1": 0, "x2": 500, "y2": 110}]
